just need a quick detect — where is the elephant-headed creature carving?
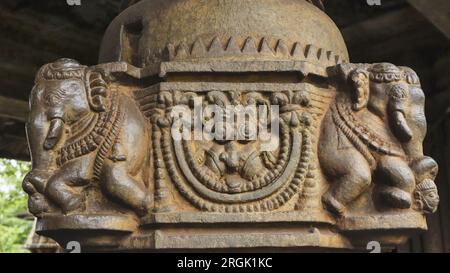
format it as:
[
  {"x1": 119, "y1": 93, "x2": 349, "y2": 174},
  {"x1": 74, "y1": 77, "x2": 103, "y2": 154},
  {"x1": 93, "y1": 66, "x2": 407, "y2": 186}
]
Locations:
[
  {"x1": 23, "y1": 59, "x2": 152, "y2": 216},
  {"x1": 319, "y1": 63, "x2": 438, "y2": 216}
]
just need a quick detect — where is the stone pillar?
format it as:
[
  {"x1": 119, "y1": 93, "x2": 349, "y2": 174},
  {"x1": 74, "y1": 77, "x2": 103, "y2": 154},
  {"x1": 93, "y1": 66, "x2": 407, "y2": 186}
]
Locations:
[{"x1": 22, "y1": 0, "x2": 440, "y2": 252}]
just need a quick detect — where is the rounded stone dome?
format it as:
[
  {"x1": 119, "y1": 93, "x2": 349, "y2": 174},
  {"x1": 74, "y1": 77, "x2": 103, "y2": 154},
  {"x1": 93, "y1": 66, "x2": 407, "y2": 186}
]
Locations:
[{"x1": 100, "y1": 0, "x2": 348, "y2": 71}]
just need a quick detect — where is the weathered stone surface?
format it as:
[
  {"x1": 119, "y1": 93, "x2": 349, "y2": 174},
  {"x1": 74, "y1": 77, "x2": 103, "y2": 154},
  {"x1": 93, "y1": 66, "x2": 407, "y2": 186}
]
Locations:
[{"x1": 22, "y1": 0, "x2": 439, "y2": 251}]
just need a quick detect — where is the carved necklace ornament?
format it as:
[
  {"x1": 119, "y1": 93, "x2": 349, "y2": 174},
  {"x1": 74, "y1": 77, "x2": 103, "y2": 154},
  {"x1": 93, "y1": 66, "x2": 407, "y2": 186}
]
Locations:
[
  {"x1": 166, "y1": 36, "x2": 344, "y2": 66},
  {"x1": 23, "y1": 0, "x2": 439, "y2": 251},
  {"x1": 57, "y1": 89, "x2": 123, "y2": 174}
]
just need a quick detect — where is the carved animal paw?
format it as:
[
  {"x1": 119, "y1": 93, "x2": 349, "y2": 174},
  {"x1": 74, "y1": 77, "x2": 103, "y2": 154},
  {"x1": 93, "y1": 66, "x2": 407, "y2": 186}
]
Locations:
[
  {"x1": 28, "y1": 193, "x2": 52, "y2": 216},
  {"x1": 23, "y1": 171, "x2": 50, "y2": 195},
  {"x1": 322, "y1": 193, "x2": 345, "y2": 216},
  {"x1": 380, "y1": 188, "x2": 412, "y2": 209}
]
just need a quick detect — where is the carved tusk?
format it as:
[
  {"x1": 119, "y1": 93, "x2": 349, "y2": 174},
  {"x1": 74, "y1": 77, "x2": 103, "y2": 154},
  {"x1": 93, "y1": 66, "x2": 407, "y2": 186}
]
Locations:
[
  {"x1": 44, "y1": 118, "x2": 65, "y2": 150},
  {"x1": 392, "y1": 111, "x2": 413, "y2": 142}
]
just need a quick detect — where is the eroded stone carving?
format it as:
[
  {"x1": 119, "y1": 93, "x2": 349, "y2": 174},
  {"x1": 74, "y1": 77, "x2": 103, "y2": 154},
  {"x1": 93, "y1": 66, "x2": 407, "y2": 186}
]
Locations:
[
  {"x1": 23, "y1": 59, "x2": 152, "y2": 217},
  {"x1": 23, "y1": 0, "x2": 439, "y2": 251},
  {"x1": 135, "y1": 87, "x2": 316, "y2": 213},
  {"x1": 166, "y1": 36, "x2": 343, "y2": 67},
  {"x1": 320, "y1": 63, "x2": 439, "y2": 216}
]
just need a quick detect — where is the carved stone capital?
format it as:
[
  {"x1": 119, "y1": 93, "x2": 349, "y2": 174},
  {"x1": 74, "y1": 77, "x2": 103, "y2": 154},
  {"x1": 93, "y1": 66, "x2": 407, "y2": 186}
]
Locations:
[{"x1": 23, "y1": 0, "x2": 439, "y2": 251}]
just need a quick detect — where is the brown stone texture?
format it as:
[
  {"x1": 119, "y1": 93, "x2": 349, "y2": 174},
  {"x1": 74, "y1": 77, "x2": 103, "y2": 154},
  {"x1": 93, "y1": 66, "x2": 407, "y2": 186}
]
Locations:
[{"x1": 22, "y1": 0, "x2": 440, "y2": 252}]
